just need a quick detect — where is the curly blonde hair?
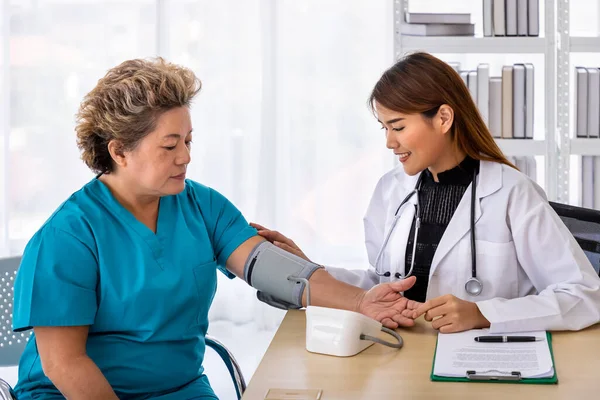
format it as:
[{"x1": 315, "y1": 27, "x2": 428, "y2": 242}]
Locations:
[{"x1": 76, "y1": 57, "x2": 201, "y2": 174}]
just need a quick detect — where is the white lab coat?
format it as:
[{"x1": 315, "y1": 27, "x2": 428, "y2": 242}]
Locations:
[{"x1": 326, "y1": 160, "x2": 600, "y2": 333}]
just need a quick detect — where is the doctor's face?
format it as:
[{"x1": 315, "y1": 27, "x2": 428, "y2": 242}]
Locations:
[
  {"x1": 375, "y1": 102, "x2": 452, "y2": 176},
  {"x1": 120, "y1": 106, "x2": 192, "y2": 196}
]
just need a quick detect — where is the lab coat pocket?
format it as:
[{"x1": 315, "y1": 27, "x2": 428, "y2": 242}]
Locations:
[
  {"x1": 461, "y1": 240, "x2": 519, "y2": 301},
  {"x1": 190, "y1": 259, "x2": 218, "y2": 329}
]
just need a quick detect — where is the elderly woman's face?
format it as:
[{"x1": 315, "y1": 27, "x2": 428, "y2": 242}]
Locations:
[{"x1": 122, "y1": 106, "x2": 192, "y2": 196}]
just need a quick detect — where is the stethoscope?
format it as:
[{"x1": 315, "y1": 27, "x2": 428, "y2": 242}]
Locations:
[{"x1": 373, "y1": 168, "x2": 483, "y2": 296}]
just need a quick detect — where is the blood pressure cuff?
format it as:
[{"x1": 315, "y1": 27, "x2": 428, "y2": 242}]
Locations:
[{"x1": 244, "y1": 241, "x2": 323, "y2": 308}]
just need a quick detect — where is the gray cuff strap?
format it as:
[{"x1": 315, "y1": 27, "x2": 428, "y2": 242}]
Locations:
[
  {"x1": 256, "y1": 291, "x2": 302, "y2": 310},
  {"x1": 244, "y1": 241, "x2": 323, "y2": 307}
]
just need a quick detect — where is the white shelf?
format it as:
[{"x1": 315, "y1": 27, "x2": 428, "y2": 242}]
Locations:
[
  {"x1": 398, "y1": 36, "x2": 547, "y2": 54},
  {"x1": 569, "y1": 37, "x2": 600, "y2": 52},
  {"x1": 495, "y1": 139, "x2": 547, "y2": 156},
  {"x1": 570, "y1": 138, "x2": 600, "y2": 155}
]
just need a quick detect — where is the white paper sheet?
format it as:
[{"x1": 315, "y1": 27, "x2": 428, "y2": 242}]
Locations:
[{"x1": 433, "y1": 329, "x2": 553, "y2": 378}]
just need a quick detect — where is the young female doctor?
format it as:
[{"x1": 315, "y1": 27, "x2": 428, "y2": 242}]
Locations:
[{"x1": 253, "y1": 52, "x2": 600, "y2": 334}]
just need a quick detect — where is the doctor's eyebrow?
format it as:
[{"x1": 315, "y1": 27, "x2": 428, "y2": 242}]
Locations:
[{"x1": 377, "y1": 118, "x2": 405, "y2": 124}]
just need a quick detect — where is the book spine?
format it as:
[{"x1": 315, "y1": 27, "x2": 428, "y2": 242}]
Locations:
[
  {"x1": 528, "y1": 0, "x2": 540, "y2": 36},
  {"x1": 576, "y1": 67, "x2": 589, "y2": 138},
  {"x1": 502, "y1": 66, "x2": 514, "y2": 139},
  {"x1": 477, "y1": 64, "x2": 490, "y2": 126},
  {"x1": 513, "y1": 64, "x2": 526, "y2": 139},
  {"x1": 525, "y1": 64, "x2": 534, "y2": 139},
  {"x1": 506, "y1": 0, "x2": 518, "y2": 36},
  {"x1": 489, "y1": 77, "x2": 502, "y2": 138},
  {"x1": 493, "y1": 0, "x2": 506, "y2": 36},
  {"x1": 483, "y1": 0, "x2": 493, "y2": 37}
]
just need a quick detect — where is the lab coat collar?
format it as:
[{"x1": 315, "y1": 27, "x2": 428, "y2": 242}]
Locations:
[{"x1": 393, "y1": 159, "x2": 502, "y2": 199}]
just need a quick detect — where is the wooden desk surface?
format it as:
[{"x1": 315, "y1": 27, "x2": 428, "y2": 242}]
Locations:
[{"x1": 242, "y1": 310, "x2": 600, "y2": 400}]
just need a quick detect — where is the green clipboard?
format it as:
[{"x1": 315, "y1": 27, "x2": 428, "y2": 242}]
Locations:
[{"x1": 430, "y1": 331, "x2": 558, "y2": 384}]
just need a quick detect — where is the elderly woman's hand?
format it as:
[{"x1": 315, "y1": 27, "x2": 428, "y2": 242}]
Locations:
[{"x1": 356, "y1": 276, "x2": 421, "y2": 328}]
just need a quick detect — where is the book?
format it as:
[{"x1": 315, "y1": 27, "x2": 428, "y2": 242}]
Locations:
[
  {"x1": 460, "y1": 71, "x2": 469, "y2": 86},
  {"x1": 489, "y1": 77, "x2": 502, "y2": 138},
  {"x1": 493, "y1": 0, "x2": 506, "y2": 36},
  {"x1": 447, "y1": 62, "x2": 461, "y2": 72},
  {"x1": 517, "y1": 0, "x2": 528, "y2": 36},
  {"x1": 513, "y1": 64, "x2": 526, "y2": 139},
  {"x1": 502, "y1": 66, "x2": 514, "y2": 139},
  {"x1": 586, "y1": 68, "x2": 599, "y2": 138},
  {"x1": 576, "y1": 67, "x2": 589, "y2": 138},
  {"x1": 404, "y1": 12, "x2": 471, "y2": 24},
  {"x1": 477, "y1": 64, "x2": 490, "y2": 126},
  {"x1": 582, "y1": 156, "x2": 594, "y2": 208},
  {"x1": 468, "y1": 71, "x2": 478, "y2": 103},
  {"x1": 595, "y1": 157, "x2": 600, "y2": 210},
  {"x1": 483, "y1": 0, "x2": 493, "y2": 37},
  {"x1": 400, "y1": 23, "x2": 475, "y2": 36},
  {"x1": 515, "y1": 157, "x2": 528, "y2": 175},
  {"x1": 524, "y1": 64, "x2": 534, "y2": 139},
  {"x1": 528, "y1": 0, "x2": 540, "y2": 36},
  {"x1": 526, "y1": 156, "x2": 538, "y2": 181},
  {"x1": 506, "y1": 0, "x2": 518, "y2": 36}
]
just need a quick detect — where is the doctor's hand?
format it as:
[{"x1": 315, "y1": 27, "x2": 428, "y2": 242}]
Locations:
[
  {"x1": 357, "y1": 276, "x2": 421, "y2": 329},
  {"x1": 411, "y1": 294, "x2": 491, "y2": 333},
  {"x1": 250, "y1": 223, "x2": 311, "y2": 262}
]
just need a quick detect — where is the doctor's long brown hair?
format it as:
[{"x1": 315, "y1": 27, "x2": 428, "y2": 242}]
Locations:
[{"x1": 369, "y1": 52, "x2": 516, "y2": 169}]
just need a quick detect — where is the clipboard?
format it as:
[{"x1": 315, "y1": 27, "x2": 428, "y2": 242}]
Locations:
[{"x1": 430, "y1": 331, "x2": 558, "y2": 384}]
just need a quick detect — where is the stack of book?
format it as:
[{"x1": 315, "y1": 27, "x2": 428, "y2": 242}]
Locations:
[
  {"x1": 450, "y1": 62, "x2": 535, "y2": 140},
  {"x1": 575, "y1": 66, "x2": 600, "y2": 210},
  {"x1": 402, "y1": 12, "x2": 474, "y2": 36},
  {"x1": 483, "y1": 0, "x2": 539, "y2": 37},
  {"x1": 580, "y1": 156, "x2": 600, "y2": 210},
  {"x1": 575, "y1": 67, "x2": 600, "y2": 140},
  {"x1": 506, "y1": 156, "x2": 537, "y2": 181}
]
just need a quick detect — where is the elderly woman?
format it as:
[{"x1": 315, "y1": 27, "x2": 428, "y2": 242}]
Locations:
[{"x1": 11, "y1": 58, "x2": 417, "y2": 400}]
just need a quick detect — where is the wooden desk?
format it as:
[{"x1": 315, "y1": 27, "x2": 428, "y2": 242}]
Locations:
[{"x1": 242, "y1": 310, "x2": 600, "y2": 400}]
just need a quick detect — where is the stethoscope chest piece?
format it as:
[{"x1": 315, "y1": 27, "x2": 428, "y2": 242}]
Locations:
[{"x1": 465, "y1": 277, "x2": 483, "y2": 296}]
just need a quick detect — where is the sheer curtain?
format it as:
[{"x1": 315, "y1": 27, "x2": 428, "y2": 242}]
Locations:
[{"x1": 0, "y1": 0, "x2": 393, "y2": 396}]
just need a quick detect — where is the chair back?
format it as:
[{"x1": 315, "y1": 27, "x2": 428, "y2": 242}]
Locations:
[
  {"x1": 0, "y1": 256, "x2": 30, "y2": 367},
  {"x1": 549, "y1": 202, "x2": 600, "y2": 276}
]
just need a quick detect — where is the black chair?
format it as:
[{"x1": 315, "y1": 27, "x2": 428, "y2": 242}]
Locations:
[{"x1": 550, "y1": 201, "x2": 600, "y2": 276}]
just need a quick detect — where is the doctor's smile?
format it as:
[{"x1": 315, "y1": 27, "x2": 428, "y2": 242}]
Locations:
[{"x1": 395, "y1": 151, "x2": 411, "y2": 163}]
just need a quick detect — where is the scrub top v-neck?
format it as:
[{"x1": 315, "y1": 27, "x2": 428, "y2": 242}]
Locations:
[{"x1": 12, "y1": 178, "x2": 257, "y2": 399}]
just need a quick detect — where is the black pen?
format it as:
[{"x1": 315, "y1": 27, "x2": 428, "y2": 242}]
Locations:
[{"x1": 474, "y1": 335, "x2": 543, "y2": 343}]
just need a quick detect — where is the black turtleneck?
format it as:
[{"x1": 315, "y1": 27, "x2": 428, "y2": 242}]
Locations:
[{"x1": 403, "y1": 156, "x2": 480, "y2": 302}]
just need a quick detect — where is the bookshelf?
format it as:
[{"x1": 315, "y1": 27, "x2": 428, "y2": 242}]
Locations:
[
  {"x1": 569, "y1": 37, "x2": 600, "y2": 53},
  {"x1": 399, "y1": 36, "x2": 547, "y2": 54},
  {"x1": 559, "y1": 0, "x2": 600, "y2": 207},
  {"x1": 570, "y1": 139, "x2": 600, "y2": 155},
  {"x1": 394, "y1": 0, "x2": 564, "y2": 203},
  {"x1": 496, "y1": 139, "x2": 547, "y2": 156}
]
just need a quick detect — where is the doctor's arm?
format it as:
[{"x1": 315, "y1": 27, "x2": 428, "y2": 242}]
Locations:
[
  {"x1": 473, "y1": 196, "x2": 600, "y2": 333},
  {"x1": 225, "y1": 235, "x2": 418, "y2": 328},
  {"x1": 413, "y1": 184, "x2": 600, "y2": 333}
]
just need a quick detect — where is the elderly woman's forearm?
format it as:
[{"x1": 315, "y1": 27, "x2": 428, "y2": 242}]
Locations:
[{"x1": 43, "y1": 355, "x2": 118, "y2": 400}]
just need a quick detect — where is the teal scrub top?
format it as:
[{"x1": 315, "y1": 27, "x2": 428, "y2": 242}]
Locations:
[{"x1": 12, "y1": 178, "x2": 257, "y2": 399}]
